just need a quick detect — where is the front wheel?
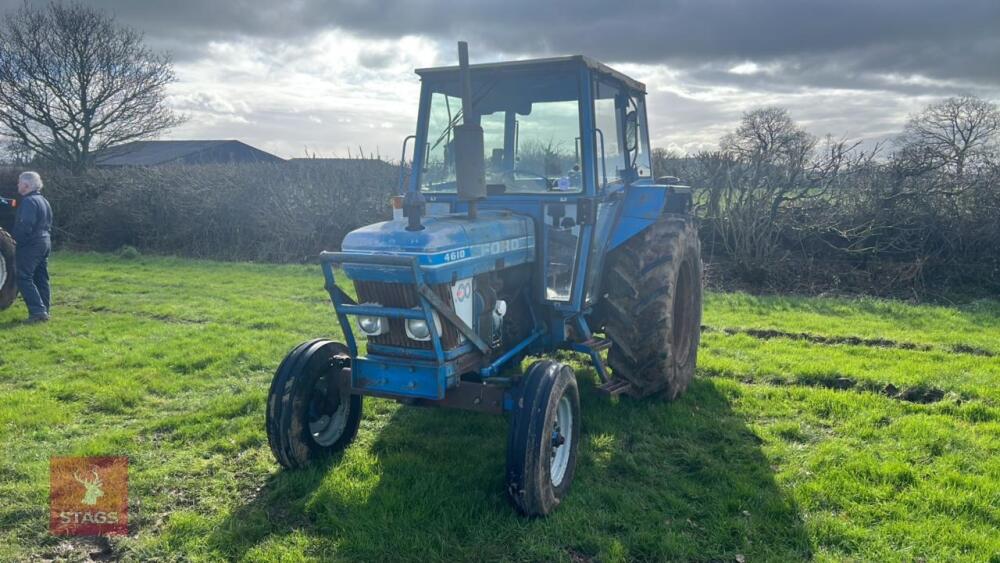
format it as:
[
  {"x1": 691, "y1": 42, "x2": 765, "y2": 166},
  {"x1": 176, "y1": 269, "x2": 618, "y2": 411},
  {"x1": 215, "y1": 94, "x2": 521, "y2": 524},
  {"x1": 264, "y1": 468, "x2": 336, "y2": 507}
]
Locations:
[
  {"x1": 266, "y1": 339, "x2": 363, "y2": 469},
  {"x1": 506, "y1": 360, "x2": 581, "y2": 516}
]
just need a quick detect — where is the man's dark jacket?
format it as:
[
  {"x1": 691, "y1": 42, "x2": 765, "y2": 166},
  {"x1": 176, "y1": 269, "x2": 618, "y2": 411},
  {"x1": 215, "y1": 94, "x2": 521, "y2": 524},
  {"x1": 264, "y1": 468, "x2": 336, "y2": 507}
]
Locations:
[{"x1": 12, "y1": 191, "x2": 53, "y2": 247}]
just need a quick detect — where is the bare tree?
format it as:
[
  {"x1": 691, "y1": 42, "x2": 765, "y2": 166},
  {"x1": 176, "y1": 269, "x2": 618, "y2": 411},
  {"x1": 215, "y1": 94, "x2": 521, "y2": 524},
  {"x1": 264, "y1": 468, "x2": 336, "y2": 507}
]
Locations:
[
  {"x1": 702, "y1": 107, "x2": 862, "y2": 280},
  {"x1": 0, "y1": 2, "x2": 183, "y2": 173},
  {"x1": 1, "y1": 136, "x2": 33, "y2": 165},
  {"x1": 650, "y1": 147, "x2": 680, "y2": 179},
  {"x1": 897, "y1": 95, "x2": 1000, "y2": 178}
]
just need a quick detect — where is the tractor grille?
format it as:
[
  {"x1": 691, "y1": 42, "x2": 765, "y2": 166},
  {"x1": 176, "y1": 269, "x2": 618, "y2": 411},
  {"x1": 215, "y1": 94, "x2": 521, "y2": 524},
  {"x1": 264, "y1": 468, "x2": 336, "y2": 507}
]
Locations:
[{"x1": 353, "y1": 280, "x2": 463, "y2": 350}]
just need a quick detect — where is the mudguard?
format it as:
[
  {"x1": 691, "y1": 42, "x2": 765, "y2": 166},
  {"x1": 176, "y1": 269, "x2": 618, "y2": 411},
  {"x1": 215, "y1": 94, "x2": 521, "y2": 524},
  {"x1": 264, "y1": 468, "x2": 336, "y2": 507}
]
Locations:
[{"x1": 607, "y1": 184, "x2": 692, "y2": 250}]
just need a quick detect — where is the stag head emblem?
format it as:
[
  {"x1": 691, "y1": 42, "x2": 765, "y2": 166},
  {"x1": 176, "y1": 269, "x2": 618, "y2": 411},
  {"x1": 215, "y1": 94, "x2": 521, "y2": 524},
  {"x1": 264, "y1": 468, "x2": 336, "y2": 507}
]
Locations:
[{"x1": 73, "y1": 467, "x2": 105, "y2": 506}]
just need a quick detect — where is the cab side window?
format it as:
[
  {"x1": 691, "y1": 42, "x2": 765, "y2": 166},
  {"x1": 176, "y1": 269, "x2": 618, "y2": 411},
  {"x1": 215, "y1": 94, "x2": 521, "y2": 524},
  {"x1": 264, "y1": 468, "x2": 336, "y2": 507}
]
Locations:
[
  {"x1": 633, "y1": 98, "x2": 652, "y2": 179},
  {"x1": 593, "y1": 81, "x2": 625, "y2": 187}
]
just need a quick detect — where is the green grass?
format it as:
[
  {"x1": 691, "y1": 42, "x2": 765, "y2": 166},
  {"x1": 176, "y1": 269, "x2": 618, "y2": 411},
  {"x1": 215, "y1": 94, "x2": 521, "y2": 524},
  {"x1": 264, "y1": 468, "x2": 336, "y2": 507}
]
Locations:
[{"x1": 1, "y1": 252, "x2": 998, "y2": 561}]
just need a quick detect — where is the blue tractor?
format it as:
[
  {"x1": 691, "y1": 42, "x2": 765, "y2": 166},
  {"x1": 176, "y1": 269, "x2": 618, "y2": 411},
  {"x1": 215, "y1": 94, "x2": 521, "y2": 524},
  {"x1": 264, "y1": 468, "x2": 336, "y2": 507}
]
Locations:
[{"x1": 266, "y1": 43, "x2": 703, "y2": 516}]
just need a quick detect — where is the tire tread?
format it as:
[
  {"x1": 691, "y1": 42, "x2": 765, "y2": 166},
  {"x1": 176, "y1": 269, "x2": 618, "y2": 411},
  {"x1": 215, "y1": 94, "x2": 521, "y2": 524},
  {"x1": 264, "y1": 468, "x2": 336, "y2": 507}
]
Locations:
[{"x1": 593, "y1": 214, "x2": 703, "y2": 399}]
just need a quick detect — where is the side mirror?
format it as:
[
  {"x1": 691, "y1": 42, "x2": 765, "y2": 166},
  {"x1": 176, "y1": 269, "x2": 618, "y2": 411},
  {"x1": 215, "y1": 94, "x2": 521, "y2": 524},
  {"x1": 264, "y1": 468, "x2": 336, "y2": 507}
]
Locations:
[{"x1": 624, "y1": 110, "x2": 639, "y2": 153}]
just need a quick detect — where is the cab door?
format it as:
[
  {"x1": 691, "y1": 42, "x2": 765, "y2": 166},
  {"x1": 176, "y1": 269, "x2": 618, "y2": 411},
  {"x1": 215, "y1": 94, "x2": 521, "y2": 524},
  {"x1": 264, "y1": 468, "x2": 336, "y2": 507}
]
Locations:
[
  {"x1": 542, "y1": 201, "x2": 582, "y2": 302},
  {"x1": 581, "y1": 79, "x2": 654, "y2": 306}
]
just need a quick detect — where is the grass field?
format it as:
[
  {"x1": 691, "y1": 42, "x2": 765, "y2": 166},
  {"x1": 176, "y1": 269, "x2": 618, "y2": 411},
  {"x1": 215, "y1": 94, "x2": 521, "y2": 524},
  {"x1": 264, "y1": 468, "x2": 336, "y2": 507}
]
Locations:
[{"x1": 1, "y1": 252, "x2": 998, "y2": 562}]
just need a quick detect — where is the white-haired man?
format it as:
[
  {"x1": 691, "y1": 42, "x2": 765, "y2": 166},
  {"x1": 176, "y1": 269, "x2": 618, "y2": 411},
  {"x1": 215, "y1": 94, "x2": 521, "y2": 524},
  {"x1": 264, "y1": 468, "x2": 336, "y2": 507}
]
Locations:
[{"x1": 12, "y1": 171, "x2": 53, "y2": 323}]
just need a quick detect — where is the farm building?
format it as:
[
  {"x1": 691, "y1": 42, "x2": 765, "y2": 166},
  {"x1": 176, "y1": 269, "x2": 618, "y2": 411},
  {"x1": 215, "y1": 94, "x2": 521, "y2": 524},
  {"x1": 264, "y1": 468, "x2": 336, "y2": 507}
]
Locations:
[{"x1": 96, "y1": 140, "x2": 284, "y2": 167}]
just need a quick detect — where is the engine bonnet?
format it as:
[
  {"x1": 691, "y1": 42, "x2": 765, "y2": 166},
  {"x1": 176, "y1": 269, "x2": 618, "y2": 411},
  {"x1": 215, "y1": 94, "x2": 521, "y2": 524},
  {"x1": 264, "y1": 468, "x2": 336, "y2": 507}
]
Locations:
[{"x1": 340, "y1": 211, "x2": 535, "y2": 283}]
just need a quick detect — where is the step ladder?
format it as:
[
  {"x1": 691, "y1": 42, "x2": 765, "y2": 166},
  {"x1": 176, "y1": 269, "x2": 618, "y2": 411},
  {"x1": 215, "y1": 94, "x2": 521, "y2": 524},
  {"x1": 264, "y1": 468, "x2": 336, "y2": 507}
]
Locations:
[{"x1": 569, "y1": 337, "x2": 631, "y2": 396}]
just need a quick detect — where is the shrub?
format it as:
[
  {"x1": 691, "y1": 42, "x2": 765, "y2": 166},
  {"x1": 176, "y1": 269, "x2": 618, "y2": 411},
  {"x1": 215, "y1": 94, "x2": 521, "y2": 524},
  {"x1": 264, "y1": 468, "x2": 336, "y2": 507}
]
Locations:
[
  {"x1": 29, "y1": 160, "x2": 399, "y2": 262},
  {"x1": 117, "y1": 245, "x2": 141, "y2": 260},
  {"x1": 655, "y1": 100, "x2": 1000, "y2": 297}
]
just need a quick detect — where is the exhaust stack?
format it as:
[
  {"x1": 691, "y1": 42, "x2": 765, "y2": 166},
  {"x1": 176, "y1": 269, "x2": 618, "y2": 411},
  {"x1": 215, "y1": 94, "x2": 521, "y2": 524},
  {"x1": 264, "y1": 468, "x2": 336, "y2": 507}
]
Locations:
[{"x1": 453, "y1": 41, "x2": 486, "y2": 219}]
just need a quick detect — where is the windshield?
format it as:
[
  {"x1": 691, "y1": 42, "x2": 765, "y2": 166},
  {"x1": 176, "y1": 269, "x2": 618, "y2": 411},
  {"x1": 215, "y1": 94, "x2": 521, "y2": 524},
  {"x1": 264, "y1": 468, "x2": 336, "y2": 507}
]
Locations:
[{"x1": 420, "y1": 71, "x2": 583, "y2": 194}]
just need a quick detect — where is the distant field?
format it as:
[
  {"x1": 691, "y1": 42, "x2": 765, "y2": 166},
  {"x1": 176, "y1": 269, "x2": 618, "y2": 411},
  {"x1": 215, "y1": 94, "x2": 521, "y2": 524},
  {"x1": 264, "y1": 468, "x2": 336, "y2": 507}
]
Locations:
[{"x1": 1, "y1": 253, "x2": 998, "y2": 561}]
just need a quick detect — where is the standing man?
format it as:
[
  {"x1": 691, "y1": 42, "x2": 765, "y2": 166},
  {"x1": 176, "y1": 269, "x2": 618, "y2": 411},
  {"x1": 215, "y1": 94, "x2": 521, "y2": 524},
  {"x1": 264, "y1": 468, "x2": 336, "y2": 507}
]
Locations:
[{"x1": 12, "y1": 171, "x2": 53, "y2": 323}]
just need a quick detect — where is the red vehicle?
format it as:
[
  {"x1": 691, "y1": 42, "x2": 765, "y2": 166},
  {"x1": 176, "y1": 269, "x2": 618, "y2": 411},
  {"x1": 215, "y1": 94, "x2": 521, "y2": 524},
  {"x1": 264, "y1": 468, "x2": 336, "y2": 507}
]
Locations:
[{"x1": 0, "y1": 196, "x2": 17, "y2": 310}]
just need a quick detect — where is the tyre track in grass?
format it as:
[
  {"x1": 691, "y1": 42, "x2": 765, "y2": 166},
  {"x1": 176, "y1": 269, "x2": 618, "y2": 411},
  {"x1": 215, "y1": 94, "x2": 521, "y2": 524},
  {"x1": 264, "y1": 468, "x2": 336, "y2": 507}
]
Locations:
[
  {"x1": 67, "y1": 302, "x2": 210, "y2": 325},
  {"x1": 700, "y1": 325, "x2": 1000, "y2": 407},
  {"x1": 715, "y1": 371, "x2": 952, "y2": 405},
  {"x1": 709, "y1": 376, "x2": 1000, "y2": 429},
  {"x1": 701, "y1": 325, "x2": 995, "y2": 357}
]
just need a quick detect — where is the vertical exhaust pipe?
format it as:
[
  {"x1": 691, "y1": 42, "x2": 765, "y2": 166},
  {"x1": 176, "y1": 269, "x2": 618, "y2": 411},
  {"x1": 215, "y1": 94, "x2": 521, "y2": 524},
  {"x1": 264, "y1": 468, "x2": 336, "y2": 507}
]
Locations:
[
  {"x1": 453, "y1": 41, "x2": 486, "y2": 220},
  {"x1": 459, "y1": 42, "x2": 473, "y2": 129},
  {"x1": 458, "y1": 41, "x2": 477, "y2": 220}
]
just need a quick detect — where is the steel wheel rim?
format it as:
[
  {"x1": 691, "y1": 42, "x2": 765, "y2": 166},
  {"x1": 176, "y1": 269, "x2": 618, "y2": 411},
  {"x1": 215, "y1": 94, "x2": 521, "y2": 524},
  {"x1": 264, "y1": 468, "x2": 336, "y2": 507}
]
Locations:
[
  {"x1": 0, "y1": 252, "x2": 6, "y2": 289},
  {"x1": 308, "y1": 374, "x2": 350, "y2": 447},
  {"x1": 550, "y1": 395, "x2": 573, "y2": 486}
]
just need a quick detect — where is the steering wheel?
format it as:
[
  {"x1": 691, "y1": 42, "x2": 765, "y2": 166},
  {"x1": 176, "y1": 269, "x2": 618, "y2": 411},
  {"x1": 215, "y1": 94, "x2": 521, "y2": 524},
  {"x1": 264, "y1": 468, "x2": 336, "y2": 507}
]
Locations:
[{"x1": 508, "y1": 168, "x2": 553, "y2": 191}]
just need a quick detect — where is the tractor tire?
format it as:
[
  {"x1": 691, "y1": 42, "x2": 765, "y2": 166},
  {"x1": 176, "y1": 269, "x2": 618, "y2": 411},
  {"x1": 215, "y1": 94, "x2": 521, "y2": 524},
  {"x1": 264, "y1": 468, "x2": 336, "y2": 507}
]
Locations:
[
  {"x1": 595, "y1": 214, "x2": 703, "y2": 400},
  {"x1": 506, "y1": 360, "x2": 580, "y2": 517},
  {"x1": 267, "y1": 339, "x2": 363, "y2": 469},
  {"x1": 0, "y1": 229, "x2": 16, "y2": 311}
]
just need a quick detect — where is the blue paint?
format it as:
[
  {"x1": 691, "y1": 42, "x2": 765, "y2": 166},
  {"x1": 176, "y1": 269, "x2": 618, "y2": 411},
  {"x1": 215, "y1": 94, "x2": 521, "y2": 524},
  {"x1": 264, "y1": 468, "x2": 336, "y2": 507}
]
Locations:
[
  {"x1": 340, "y1": 211, "x2": 535, "y2": 284},
  {"x1": 502, "y1": 392, "x2": 515, "y2": 413},
  {"x1": 481, "y1": 329, "x2": 545, "y2": 377},
  {"x1": 608, "y1": 184, "x2": 668, "y2": 250},
  {"x1": 352, "y1": 355, "x2": 457, "y2": 400},
  {"x1": 368, "y1": 342, "x2": 474, "y2": 361},
  {"x1": 339, "y1": 304, "x2": 425, "y2": 319}
]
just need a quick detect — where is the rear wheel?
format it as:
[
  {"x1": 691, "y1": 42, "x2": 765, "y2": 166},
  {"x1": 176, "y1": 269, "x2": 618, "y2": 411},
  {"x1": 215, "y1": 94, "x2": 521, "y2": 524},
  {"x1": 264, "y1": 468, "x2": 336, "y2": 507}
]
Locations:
[
  {"x1": 267, "y1": 339, "x2": 363, "y2": 468},
  {"x1": 595, "y1": 215, "x2": 703, "y2": 399},
  {"x1": 0, "y1": 229, "x2": 16, "y2": 311},
  {"x1": 506, "y1": 360, "x2": 581, "y2": 516}
]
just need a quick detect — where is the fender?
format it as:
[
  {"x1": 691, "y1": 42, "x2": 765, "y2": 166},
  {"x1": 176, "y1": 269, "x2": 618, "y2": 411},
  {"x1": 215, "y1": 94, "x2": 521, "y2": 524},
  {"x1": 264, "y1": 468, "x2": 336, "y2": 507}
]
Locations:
[{"x1": 607, "y1": 184, "x2": 692, "y2": 250}]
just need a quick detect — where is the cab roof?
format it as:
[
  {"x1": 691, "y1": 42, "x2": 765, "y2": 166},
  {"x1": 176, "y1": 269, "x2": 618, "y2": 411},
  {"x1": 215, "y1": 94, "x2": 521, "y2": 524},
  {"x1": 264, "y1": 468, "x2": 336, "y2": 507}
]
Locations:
[{"x1": 415, "y1": 55, "x2": 646, "y2": 94}]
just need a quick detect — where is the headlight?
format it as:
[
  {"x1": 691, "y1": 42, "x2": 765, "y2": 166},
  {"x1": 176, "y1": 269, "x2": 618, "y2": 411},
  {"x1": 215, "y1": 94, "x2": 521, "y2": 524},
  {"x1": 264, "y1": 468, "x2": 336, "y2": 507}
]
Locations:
[
  {"x1": 406, "y1": 318, "x2": 430, "y2": 340},
  {"x1": 406, "y1": 312, "x2": 442, "y2": 341},
  {"x1": 357, "y1": 316, "x2": 384, "y2": 336},
  {"x1": 356, "y1": 303, "x2": 387, "y2": 336}
]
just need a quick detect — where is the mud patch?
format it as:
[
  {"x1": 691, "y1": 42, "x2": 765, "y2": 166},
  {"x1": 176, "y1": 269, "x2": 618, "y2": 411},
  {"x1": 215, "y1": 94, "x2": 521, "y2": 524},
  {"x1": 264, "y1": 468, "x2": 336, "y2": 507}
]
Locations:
[
  {"x1": 65, "y1": 303, "x2": 209, "y2": 325},
  {"x1": 949, "y1": 343, "x2": 995, "y2": 357},
  {"x1": 709, "y1": 326, "x2": 933, "y2": 351},
  {"x1": 739, "y1": 374, "x2": 948, "y2": 404},
  {"x1": 40, "y1": 536, "x2": 118, "y2": 561},
  {"x1": 882, "y1": 383, "x2": 946, "y2": 404},
  {"x1": 704, "y1": 325, "x2": 994, "y2": 357}
]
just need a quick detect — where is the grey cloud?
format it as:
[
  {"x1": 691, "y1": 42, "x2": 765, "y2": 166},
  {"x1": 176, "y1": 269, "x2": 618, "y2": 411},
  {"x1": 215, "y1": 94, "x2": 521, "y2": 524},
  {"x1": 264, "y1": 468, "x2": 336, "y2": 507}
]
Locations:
[
  {"x1": 2, "y1": 0, "x2": 997, "y2": 89},
  {"x1": 2, "y1": 0, "x2": 996, "y2": 157},
  {"x1": 357, "y1": 49, "x2": 396, "y2": 70}
]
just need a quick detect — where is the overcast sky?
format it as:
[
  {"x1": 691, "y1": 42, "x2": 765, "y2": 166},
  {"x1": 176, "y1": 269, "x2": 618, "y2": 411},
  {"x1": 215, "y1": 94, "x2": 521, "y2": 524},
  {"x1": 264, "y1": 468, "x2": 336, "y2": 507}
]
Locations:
[{"x1": 5, "y1": 0, "x2": 999, "y2": 158}]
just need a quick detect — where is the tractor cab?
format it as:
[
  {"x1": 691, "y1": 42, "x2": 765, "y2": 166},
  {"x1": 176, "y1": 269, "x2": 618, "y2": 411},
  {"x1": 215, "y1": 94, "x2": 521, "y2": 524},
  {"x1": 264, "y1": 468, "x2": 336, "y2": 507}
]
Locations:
[
  {"x1": 418, "y1": 55, "x2": 666, "y2": 297},
  {"x1": 410, "y1": 56, "x2": 657, "y2": 309},
  {"x1": 415, "y1": 55, "x2": 654, "y2": 196}
]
